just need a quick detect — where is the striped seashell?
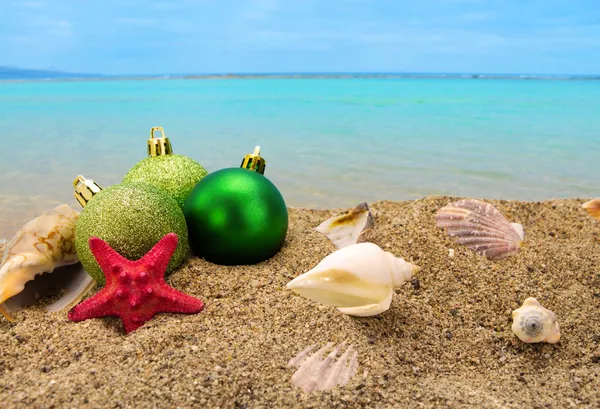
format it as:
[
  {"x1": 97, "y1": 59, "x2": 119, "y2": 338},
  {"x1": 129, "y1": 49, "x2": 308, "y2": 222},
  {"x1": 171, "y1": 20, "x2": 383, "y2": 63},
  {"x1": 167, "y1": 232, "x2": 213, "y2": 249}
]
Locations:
[
  {"x1": 435, "y1": 199, "x2": 525, "y2": 260},
  {"x1": 288, "y1": 343, "x2": 358, "y2": 393}
]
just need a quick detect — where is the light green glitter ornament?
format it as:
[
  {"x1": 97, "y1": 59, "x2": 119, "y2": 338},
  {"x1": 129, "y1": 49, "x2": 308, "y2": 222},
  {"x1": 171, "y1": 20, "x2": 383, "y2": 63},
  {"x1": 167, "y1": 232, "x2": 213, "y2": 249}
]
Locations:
[
  {"x1": 122, "y1": 127, "x2": 208, "y2": 209},
  {"x1": 73, "y1": 176, "x2": 189, "y2": 285}
]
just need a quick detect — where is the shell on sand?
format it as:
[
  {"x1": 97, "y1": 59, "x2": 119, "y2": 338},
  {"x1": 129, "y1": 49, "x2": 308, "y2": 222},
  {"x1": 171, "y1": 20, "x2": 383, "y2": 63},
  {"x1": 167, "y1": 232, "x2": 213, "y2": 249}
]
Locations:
[
  {"x1": 0, "y1": 204, "x2": 95, "y2": 321},
  {"x1": 287, "y1": 242, "x2": 418, "y2": 317},
  {"x1": 315, "y1": 202, "x2": 374, "y2": 249},
  {"x1": 435, "y1": 199, "x2": 525, "y2": 260},
  {"x1": 288, "y1": 343, "x2": 358, "y2": 393},
  {"x1": 582, "y1": 199, "x2": 600, "y2": 220},
  {"x1": 511, "y1": 298, "x2": 560, "y2": 344}
]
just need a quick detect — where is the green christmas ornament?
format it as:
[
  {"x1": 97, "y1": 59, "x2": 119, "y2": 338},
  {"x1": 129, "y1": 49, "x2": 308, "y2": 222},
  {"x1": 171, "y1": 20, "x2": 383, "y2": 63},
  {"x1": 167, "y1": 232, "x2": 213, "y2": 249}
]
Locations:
[
  {"x1": 122, "y1": 126, "x2": 208, "y2": 209},
  {"x1": 183, "y1": 146, "x2": 288, "y2": 265},
  {"x1": 73, "y1": 175, "x2": 189, "y2": 284}
]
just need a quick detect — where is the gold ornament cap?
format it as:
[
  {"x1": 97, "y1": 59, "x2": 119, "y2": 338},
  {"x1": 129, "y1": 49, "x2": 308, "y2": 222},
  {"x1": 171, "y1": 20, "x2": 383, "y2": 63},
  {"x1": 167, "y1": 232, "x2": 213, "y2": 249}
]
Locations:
[
  {"x1": 73, "y1": 175, "x2": 103, "y2": 207},
  {"x1": 148, "y1": 126, "x2": 173, "y2": 156},
  {"x1": 240, "y1": 146, "x2": 266, "y2": 175}
]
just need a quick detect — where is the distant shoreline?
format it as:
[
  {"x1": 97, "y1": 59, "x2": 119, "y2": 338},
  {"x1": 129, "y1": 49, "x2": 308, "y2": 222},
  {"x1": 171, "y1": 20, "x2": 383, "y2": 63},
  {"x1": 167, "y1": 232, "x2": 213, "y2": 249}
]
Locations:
[{"x1": 2, "y1": 72, "x2": 600, "y2": 84}]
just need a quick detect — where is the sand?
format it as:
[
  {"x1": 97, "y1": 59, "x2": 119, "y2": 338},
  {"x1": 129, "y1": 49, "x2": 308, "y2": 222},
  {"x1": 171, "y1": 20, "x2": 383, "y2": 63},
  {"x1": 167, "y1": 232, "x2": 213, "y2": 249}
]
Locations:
[{"x1": 1, "y1": 196, "x2": 599, "y2": 409}]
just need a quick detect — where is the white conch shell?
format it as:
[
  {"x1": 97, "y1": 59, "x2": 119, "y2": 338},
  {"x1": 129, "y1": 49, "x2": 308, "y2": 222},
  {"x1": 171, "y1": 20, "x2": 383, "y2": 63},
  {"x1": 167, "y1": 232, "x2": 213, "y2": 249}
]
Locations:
[
  {"x1": 288, "y1": 343, "x2": 358, "y2": 393},
  {"x1": 582, "y1": 198, "x2": 600, "y2": 220},
  {"x1": 315, "y1": 202, "x2": 374, "y2": 249},
  {"x1": 511, "y1": 298, "x2": 560, "y2": 344},
  {"x1": 0, "y1": 204, "x2": 95, "y2": 321},
  {"x1": 435, "y1": 199, "x2": 525, "y2": 260},
  {"x1": 286, "y1": 242, "x2": 419, "y2": 317}
]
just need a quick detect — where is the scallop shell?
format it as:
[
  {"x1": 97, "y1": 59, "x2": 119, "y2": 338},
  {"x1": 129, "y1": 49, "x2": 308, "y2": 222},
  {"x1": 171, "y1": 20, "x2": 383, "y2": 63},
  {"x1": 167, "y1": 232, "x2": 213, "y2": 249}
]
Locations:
[
  {"x1": 286, "y1": 242, "x2": 418, "y2": 317},
  {"x1": 511, "y1": 298, "x2": 560, "y2": 344},
  {"x1": 0, "y1": 204, "x2": 95, "y2": 321},
  {"x1": 315, "y1": 202, "x2": 374, "y2": 249},
  {"x1": 288, "y1": 343, "x2": 358, "y2": 393},
  {"x1": 582, "y1": 198, "x2": 600, "y2": 220},
  {"x1": 434, "y1": 199, "x2": 525, "y2": 260}
]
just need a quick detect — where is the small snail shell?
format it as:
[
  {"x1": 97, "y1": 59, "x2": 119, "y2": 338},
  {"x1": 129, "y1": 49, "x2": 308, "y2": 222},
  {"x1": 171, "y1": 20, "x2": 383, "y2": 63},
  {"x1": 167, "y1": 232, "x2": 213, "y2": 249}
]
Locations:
[{"x1": 511, "y1": 298, "x2": 560, "y2": 344}]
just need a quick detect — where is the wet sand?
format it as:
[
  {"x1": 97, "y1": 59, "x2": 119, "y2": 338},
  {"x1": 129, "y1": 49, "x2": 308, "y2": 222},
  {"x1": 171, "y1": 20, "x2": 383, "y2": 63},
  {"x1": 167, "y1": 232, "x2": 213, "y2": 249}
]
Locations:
[{"x1": 1, "y1": 196, "x2": 599, "y2": 408}]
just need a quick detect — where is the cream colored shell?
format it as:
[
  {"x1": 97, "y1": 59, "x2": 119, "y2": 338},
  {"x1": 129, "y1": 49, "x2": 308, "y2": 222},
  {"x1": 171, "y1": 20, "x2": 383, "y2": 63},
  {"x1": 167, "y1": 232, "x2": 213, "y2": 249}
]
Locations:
[
  {"x1": 511, "y1": 298, "x2": 560, "y2": 344},
  {"x1": 286, "y1": 242, "x2": 418, "y2": 317},
  {"x1": 0, "y1": 204, "x2": 94, "y2": 321}
]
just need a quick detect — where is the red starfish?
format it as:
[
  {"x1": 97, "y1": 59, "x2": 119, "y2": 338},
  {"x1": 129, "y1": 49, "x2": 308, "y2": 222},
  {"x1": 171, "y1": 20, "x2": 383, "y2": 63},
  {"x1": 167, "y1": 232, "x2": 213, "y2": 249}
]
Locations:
[{"x1": 68, "y1": 233, "x2": 204, "y2": 333}]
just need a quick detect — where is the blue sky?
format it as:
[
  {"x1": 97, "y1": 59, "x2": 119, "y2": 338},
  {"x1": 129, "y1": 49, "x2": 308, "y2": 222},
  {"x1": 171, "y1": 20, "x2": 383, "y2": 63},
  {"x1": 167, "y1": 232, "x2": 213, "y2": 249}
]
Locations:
[{"x1": 2, "y1": 0, "x2": 599, "y2": 75}]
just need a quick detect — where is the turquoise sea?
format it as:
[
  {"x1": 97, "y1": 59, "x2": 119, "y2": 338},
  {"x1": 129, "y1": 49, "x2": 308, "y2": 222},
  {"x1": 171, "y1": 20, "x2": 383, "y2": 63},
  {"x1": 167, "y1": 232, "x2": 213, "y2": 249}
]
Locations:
[{"x1": 1, "y1": 76, "x2": 599, "y2": 239}]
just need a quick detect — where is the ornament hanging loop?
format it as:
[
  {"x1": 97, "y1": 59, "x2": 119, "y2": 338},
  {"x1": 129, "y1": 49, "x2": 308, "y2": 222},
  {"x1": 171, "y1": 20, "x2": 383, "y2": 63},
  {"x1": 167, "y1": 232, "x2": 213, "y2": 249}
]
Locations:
[
  {"x1": 73, "y1": 175, "x2": 103, "y2": 208},
  {"x1": 148, "y1": 126, "x2": 173, "y2": 157},
  {"x1": 241, "y1": 145, "x2": 266, "y2": 175}
]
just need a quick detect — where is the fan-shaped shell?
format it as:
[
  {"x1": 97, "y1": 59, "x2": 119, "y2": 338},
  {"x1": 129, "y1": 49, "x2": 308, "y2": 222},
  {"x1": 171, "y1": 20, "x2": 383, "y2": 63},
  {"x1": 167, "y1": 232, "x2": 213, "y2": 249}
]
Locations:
[
  {"x1": 435, "y1": 199, "x2": 525, "y2": 260},
  {"x1": 288, "y1": 343, "x2": 358, "y2": 393}
]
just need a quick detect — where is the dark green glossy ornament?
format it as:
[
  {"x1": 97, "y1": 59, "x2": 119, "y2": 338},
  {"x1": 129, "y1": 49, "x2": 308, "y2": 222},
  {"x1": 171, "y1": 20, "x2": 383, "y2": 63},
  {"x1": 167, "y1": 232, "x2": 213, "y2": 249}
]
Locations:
[
  {"x1": 73, "y1": 176, "x2": 189, "y2": 284},
  {"x1": 123, "y1": 127, "x2": 208, "y2": 209},
  {"x1": 183, "y1": 147, "x2": 288, "y2": 265}
]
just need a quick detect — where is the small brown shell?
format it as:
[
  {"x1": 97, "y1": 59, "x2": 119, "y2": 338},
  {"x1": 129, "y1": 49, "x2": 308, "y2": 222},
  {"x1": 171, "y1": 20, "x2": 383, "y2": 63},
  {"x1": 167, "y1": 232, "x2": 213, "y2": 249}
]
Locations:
[
  {"x1": 582, "y1": 198, "x2": 600, "y2": 220},
  {"x1": 315, "y1": 202, "x2": 374, "y2": 249},
  {"x1": 435, "y1": 199, "x2": 524, "y2": 260}
]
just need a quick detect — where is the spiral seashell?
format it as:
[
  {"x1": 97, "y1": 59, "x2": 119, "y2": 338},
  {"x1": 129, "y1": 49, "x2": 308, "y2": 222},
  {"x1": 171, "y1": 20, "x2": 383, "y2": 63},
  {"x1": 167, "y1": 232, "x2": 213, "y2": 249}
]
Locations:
[
  {"x1": 288, "y1": 343, "x2": 358, "y2": 393},
  {"x1": 286, "y1": 242, "x2": 418, "y2": 317},
  {"x1": 315, "y1": 202, "x2": 374, "y2": 249},
  {"x1": 435, "y1": 199, "x2": 525, "y2": 260},
  {"x1": 0, "y1": 205, "x2": 95, "y2": 321},
  {"x1": 582, "y1": 198, "x2": 600, "y2": 220},
  {"x1": 511, "y1": 298, "x2": 560, "y2": 344}
]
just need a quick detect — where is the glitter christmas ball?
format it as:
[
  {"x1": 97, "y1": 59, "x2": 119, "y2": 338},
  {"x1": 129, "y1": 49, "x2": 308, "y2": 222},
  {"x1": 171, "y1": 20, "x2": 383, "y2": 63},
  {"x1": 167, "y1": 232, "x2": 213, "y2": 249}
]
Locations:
[
  {"x1": 75, "y1": 182, "x2": 189, "y2": 284},
  {"x1": 123, "y1": 154, "x2": 208, "y2": 209}
]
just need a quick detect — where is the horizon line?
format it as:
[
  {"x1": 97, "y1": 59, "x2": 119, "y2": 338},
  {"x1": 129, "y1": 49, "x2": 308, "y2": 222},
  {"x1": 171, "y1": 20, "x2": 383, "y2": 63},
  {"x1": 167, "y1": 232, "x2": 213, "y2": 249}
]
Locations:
[{"x1": 2, "y1": 71, "x2": 600, "y2": 84}]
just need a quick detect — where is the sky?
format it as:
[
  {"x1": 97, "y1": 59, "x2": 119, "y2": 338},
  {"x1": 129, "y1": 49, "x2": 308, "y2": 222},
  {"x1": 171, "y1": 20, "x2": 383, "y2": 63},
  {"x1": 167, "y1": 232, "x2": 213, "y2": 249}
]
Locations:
[{"x1": 1, "y1": 0, "x2": 600, "y2": 75}]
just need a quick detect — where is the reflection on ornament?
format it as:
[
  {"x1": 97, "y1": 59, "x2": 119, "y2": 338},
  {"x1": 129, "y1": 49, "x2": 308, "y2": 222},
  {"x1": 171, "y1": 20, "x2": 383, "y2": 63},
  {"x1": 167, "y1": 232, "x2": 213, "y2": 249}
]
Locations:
[
  {"x1": 73, "y1": 175, "x2": 189, "y2": 284},
  {"x1": 123, "y1": 126, "x2": 208, "y2": 209},
  {"x1": 184, "y1": 146, "x2": 288, "y2": 265}
]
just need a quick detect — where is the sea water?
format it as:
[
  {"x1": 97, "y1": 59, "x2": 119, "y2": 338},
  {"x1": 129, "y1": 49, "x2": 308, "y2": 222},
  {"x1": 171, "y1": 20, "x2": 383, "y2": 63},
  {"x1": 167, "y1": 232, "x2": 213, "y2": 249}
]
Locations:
[{"x1": 1, "y1": 77, "x2": 599, "y2": 238}]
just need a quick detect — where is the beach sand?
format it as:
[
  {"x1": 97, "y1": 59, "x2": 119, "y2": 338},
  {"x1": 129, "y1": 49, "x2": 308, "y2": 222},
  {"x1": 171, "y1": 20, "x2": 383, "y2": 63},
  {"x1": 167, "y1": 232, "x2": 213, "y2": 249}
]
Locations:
[{"x1": 1, "y1": 196, "x2": 599, "y2": 408}]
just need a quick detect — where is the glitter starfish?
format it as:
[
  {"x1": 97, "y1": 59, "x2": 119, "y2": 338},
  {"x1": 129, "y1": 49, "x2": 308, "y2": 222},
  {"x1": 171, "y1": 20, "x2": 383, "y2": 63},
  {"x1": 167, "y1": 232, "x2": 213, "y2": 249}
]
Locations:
[{"x1": 68, "y1": 233, "x2": 204, "y2": 333}]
